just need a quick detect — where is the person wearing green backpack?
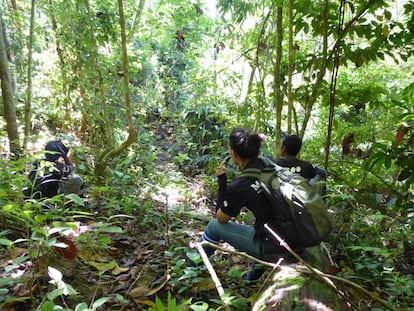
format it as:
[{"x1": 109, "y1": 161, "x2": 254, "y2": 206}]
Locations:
[{"x1": 189, "y1": 128, "x2": 297, "y2": 281}]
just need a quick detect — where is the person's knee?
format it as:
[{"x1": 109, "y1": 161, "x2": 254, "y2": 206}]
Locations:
[{"x1": 203, "y1": 219, "x2": 223, "y2": 244}]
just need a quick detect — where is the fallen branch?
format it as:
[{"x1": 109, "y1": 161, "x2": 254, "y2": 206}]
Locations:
[
  {"x1": 192, "y1": 240, "x2": 283, "y2": 269},
  {"x1": 189, "y1": 240, "x2": 283, "y2": 308},
  {"x1": 193, "y1": 242, "x2": 225, "y2": 302}
]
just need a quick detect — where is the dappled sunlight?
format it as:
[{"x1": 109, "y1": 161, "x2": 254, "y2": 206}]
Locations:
[{"x1": 302, "y1": 298, "x2": 335, "y2": 311}]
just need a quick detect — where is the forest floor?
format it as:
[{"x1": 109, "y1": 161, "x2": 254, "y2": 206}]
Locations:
[{"x1": 1, "y1": 121, "x2": 261, "y2": 311}]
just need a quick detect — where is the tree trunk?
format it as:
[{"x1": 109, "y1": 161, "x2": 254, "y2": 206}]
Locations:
[
  {"x1": 0, "y1": 7, "x2": 20, "y2": 157},
  {"x1": 287, "y1": 0, "x2": 293, "y2": 135},
  {"x1": 48, "y1": 0, "x2": 71, "y2": 129},
  {"x1": 272, "y1": 5, "x2": 283, "y2": 158},
  {"x1": 94, "y1": 0, "x2": 138, "y2": 179},
  {"x1": 24, "y1": 0, "x2": 36, "y2": 149},
  {"x1": 299, "y1": 0, "x2": 378, "y2": 140},
  {"x1": 252, "y1": 247, "x2": 345, "y2": 311},
  {"x1": 127, "y1": 0, "x2": 146, "y2": 43}
]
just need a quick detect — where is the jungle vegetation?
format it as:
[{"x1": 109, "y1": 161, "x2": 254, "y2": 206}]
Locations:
[{"x1": 0, "y1": 0, "x2": 413, "y2": 310}]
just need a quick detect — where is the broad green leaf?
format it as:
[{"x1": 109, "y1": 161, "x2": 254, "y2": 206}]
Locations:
[
  {"x1": 74, "y1": 302, "x2": 88, "y2": 311},
  {"x1": 186, "y1": 252, "x2": 201, "y2": 264},
  {"x1": 65, "y1": 193, "x2": 84, "y2": 206},
  {"x1": 38, "y1": 301, "x2": 55, "y2": 311},
  {"x1": 0, "y1": 237, "x2": 13, "y2": 246},
  {"x1": 0, "y1": 288, "x2": 8, "y2": 295},
  {"x1": 92, "y1": 297, "x2": 111, "y2": 309},
  {"x1": 47, "y1": 288, "x2": 64, "y2": 301}
]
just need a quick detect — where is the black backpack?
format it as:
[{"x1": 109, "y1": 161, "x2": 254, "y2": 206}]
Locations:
[{"x1": 239, "y1": 157, "x2": 333, "y2": 248}]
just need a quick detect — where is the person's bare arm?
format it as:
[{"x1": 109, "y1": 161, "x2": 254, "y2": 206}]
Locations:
[{"x1": 216, "y1": 208, "x2": 232, "y2": 223}]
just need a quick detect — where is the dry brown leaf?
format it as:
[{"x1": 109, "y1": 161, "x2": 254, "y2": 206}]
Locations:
[
  {"x1": 147, "y1": 274, "x2": 171, "y2": 296},
  {"x1": 134, "y1": 299, "x2": 157, "y2": 309},
  {"x1": 129, "y1": 285, "x2": 149, "y2": 298}
]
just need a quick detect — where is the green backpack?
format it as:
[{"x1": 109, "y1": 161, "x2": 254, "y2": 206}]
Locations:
[{"x1": 240, "y1": 157, "x2": 333, "y2": 248}]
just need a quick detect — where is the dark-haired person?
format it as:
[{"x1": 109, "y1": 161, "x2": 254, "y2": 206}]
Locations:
[
  {"x1": 275, "y1": 134, "x2": 326, "y2": 193},
  {"x1": 26, "y1": 140, "x2": 83, "y2": 199},
  {"x1": 190, "y1": 128, "x2": 292, "y2": 281}
]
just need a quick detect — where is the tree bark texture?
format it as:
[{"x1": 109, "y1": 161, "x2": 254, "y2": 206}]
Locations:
[
  {"x1": 94, "y1": 0, "x2": 138, "y2": 179},
  {"x1": 252, "y1": 247, "x2": 345, "y2": 311},
  {"x1": 273, "y1": 6, "x2": 283, "y2": 158},
  {"x1": 0, "y1": 7, "x2": 20, "y2": 157},
  {"x1": 24, "y1": 0, "x2": 36, "y2": 148}
]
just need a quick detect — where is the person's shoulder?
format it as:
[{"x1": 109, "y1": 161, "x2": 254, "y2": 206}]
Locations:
[
  {"x1": 298, "y1": 159, "x2": 315, "y2": 170},
  {"x1": 229, "y1": 174, "x2": 256, "y2": 192},
  {"x1": 274, "y1": 156, "x2": 295, "y2": 167}
]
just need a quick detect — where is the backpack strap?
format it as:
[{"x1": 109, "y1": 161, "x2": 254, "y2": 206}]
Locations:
[{"x1": 239, "y1": 167, "x2": 261, "y2": 178}]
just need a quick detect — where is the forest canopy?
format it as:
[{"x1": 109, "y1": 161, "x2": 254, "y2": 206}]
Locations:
[{"x1": 0, "y1": 0, "x2": 413, "y2": 310}]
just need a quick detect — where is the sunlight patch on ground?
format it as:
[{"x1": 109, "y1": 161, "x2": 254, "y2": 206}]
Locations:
[
  {"x1": 150, "y1": 163, "x2": 213, "y2": 216},
  {"x1": 150, "y1": 184, "x2": 183, "y2": 207}
]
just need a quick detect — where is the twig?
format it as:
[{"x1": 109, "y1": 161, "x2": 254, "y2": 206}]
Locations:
[
  {"x1": 120, "y1": 270, "x2": 144, "y2": 311},
  {"x1": 127, "y1": 270, "x2": 143, "y2": 293},
  {"x1": 257, "y1": 257, "x2": 284, "y2": 293},
  {"x1": 195, "y1": 240, "x2": 281, "y2": 269},
  {"x1": 264, "y1": 224, "x2": 397, "y2": 311},
  {"x1": 164, "y1": 192, "x2": 169, "y2": 247},
  {"x1": 89, "y1": 276, "x2": 100, "y2": 309},
  {"x1": 193, "y1": 242, "x2": 225, "y2": 302},
  {"x1": 190, "y1": 240, "x2": 283, "y2": 308},
  {"x1": 320, "y1": 241, "x2": 334, "y2": 265}
]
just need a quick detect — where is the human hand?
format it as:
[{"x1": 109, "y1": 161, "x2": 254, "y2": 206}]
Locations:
[{"x1": 215, "y1": 158, "x2": 230, "y2": 176}]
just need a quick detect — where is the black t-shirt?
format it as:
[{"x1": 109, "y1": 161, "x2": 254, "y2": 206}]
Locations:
[
  {"x1": 274, "y1": 156, "x2": 316, "y2": 179},
  {"x1": 216, "y1": 158, "x2": 275, "y2": 241}
]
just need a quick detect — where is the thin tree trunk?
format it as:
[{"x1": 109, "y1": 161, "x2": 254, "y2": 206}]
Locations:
[
  {"x1": 127, "y1": 0, "x2": 146, "y2": 43},
  {"x1": 252, "y1": 7, "x2": 272, "y2": 132},
  {"x1": 80, "y1": 0, "x2": 114, "y2": 147},
  {"x1": 0, "y1": 7, "x2": 20, "y2": 157},
  {"x1": 273, "y1": 5, "x2": 284, "y2": 157},
  {"x1": 94, "y1": 0, "x2": 138, "y2": 179},
  {"x1": 325, "y1": 0, "x2": 346, "y2": 170},
  {"x1": 48, "y1": 0, "x2": 71, "y2": 128},
  {"x1": 287, "y1": 0, "x2": 293, "y2": 135},
  {"x1": 299, "y1": 0, "x2": 378, "y2": 139},
  {"x1": 24, "y1": 0, "x2": 36, "y2": 149}
]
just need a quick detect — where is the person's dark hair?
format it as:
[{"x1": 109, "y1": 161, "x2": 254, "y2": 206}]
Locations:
[
  {"x1": 282, "y1": 135, "x2": 302, "y2": 156},
  {"x1": 45, "y1": 140, "x2": 70, "y2": 164},
  {"x1": 229, "y1": 128, "x2": 264, "y2": 159}
]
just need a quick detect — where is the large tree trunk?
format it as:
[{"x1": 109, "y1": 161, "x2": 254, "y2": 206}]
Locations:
[
  {"x1": 0, "y1": 7, "x2": 20, "y2": 157},
  {"x1": 252, "y1": 245, "x2": 396, "y2": 311},
  {"x1": 252, "y1": 247, "x2": 345, "y2": 311}
]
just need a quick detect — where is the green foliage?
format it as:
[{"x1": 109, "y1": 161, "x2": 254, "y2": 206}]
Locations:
[
  {"x1": 148, "y1": 292, "x2": 190, "y2": 311},
  {"x1": 2, "y1": 0, "x2": 414, "y2": 309},
  {"x1": 180, "y1": 106, "x2": 229, "y2": 170},
  {"x1": 36, "y1": 266, "x2": 111, "y2": 311}
]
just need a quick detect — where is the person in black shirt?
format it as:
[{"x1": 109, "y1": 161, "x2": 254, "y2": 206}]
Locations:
[
  {"x1": 191, "y1": 128, "x2": 289, "y2": 280},
  {"x1": 26, "y1": 140, "x2": 83, "y2": 199},
  {"x1": 275, "y1": 134, "x2": 326, "y2": 192}
]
